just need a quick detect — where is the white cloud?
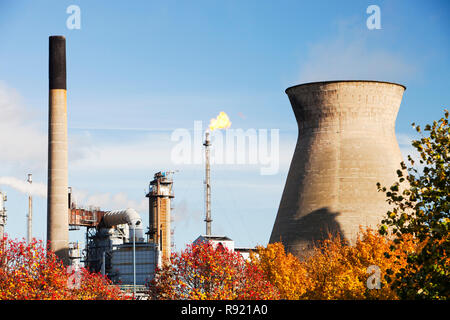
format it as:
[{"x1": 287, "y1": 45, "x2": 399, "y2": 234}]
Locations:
[
  {"x1": 0, "y1": 82, "x2": 47, "y2": 171},
  {"x1": 0, "y1": 82, "x2": 97, "y2": 175},
  {"x1": 69, "y1": 129, "x2": 296, "y2": 175},
  {"x1": 0, "y1": 174, "x2": 147, "y2": 213},
  {"x1": 298, "y1": 22, "x2": 417, "y2": 84},
  {"x1": 71, "y1": 188, "x2": 147, "y2": 213},
  {"x1": 69, "y1": 133, "x2": 173, "y2": 171}
]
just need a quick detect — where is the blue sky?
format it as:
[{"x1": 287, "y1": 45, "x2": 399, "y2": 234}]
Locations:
[{"x1": 0, "y1": 0, "x2": 449, "y2": 252}]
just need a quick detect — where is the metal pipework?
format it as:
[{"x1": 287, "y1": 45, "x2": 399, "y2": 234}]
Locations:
[
  {"x1": 101, "y1": 208, "x2": 142, "y2": 228},
  {"x1": 47, "y1": 35, "x2": 69, "y2": 265},
  {"x1": 101, "y1": 208, "x2": 144, "y2": 242},
  {"x1": 269, "y1": 80, "x2": 406, "y2": 258}
]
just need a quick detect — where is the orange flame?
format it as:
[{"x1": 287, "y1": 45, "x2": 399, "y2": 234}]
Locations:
[{"x1": 209, "y1": 111, "x2": 231, "y2": 131}]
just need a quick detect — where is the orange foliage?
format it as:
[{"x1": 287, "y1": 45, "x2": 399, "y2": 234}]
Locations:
[
  {"x1": 252, "y1": 228, "x2": 417, "y2": 300},
  {"x1": 250, "y1": 242, "x2": 311, "y2": 299}
]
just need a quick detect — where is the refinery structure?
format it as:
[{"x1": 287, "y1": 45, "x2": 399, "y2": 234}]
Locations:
[
  {"x1": 43, "y1": 35, "x2": 246, "y2": 292},
  {"x1": 44, "y1": 36, "x2": 178, "y2": 292},
  {"x1": 0, "y1": 35, "x2": 408, "y2": 295},
  {"x1": 66, "y1": 171, "x2": 175, "y2": 290}
]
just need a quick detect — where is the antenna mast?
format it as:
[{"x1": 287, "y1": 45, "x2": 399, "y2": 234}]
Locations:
[
  {"x1": 27, "y1": 174, "x2": 32, "y2": 243},
  {"x1": 204, "y1": 132, "x2": 212, "y2": 235}
]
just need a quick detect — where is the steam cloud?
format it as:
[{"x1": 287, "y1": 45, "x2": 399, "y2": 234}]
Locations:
[{"x1": 0, "y1": 176, "x2": 47, "y2": 197}]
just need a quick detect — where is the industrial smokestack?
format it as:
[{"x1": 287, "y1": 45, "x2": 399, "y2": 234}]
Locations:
[
  {"x1": 47, "y1": 35, "x2": 69, "y2": 265},
  {"x1": 269, "y1": 80, "x2": 406, "y2": 258}
]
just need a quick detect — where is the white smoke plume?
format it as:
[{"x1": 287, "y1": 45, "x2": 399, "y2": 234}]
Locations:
[
  {"x1": 0, "y1": 177, "x2": 146, "y2": 214},
  {"x1": 70, "y1": 189, "x2": 147, "y2": 213},
  {"x1": 0, "y1": 176, "x2": 47, "y2": 197}
]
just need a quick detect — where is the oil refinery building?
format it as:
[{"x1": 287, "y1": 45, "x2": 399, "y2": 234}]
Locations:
[{"x1": 67, "y1": 172, "x2": 174, "y2": 288}]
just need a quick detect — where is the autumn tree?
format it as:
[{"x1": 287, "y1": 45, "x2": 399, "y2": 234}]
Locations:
[
  {"x1": 253, "y1": 228, "x2": 416, "y2": 300},
  {"x1": 0, "y1": 237, "x2": 128, "y2": 300},
  {"x1": 147, "y1": 241, "x2": 279, "y2": 300},
  {"x1": 377, "y1": 109, "x2": 450, "y2": 299},
  {"x1": 250, "y1": 242, "x2": 311, "y2": 299},
  {"x1": 303, "y1": 229, "x2": 415, "y2": 300}
]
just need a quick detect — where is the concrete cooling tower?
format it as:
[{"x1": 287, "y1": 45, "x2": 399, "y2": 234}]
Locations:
[{"x1": 269, "y1": 80, "x2": 406, "y2": 258}]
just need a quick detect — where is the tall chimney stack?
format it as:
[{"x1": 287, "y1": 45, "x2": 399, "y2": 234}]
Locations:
[{"x1": 47, "y1": 35, "x2": 69, "y2": 265}]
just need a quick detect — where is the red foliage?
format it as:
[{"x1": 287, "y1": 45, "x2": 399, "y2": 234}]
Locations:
[
  {"x1": 147, "y1": 241, "x2": 279, "y2": 300},
  {"x1": 0, "y1": 236, "x2": 129, "y2": 300}
]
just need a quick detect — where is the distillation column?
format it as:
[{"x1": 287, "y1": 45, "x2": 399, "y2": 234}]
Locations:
[{"x1": 146, "y1": 172, "x2": 174, "y2": 263}]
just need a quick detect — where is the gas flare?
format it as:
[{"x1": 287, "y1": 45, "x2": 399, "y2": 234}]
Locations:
[{"x1": 209, "y1": 111, "x2": 231, "y2": 131}]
